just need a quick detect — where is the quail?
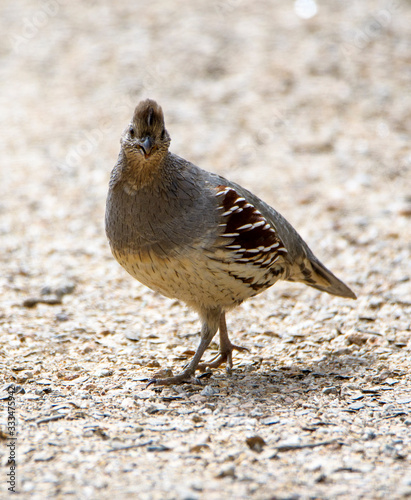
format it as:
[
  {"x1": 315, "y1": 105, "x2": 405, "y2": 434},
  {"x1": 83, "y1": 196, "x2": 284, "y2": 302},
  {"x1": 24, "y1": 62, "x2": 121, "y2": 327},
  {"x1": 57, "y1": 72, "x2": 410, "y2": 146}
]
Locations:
[{"x1": 105, "y1": 99, "x2": 356, "y2": 386}]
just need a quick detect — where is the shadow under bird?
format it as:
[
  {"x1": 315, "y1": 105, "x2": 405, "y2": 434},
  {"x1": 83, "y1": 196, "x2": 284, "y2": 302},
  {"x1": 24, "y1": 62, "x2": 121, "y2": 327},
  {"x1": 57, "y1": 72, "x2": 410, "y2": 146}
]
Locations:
[{"x1": 105, "y1": 99, "x2": 356, "y2": 385}]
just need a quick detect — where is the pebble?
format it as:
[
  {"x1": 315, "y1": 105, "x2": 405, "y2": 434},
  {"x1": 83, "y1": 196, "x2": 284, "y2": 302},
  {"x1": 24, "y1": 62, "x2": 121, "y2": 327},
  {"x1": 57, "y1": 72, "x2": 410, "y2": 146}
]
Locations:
[
  {"x1": 246, "y1": 436, "x2": 266, "y2": 453},
  {"x1": 261, "y1": 416, "x2": 280, "y2": 425},
  {"x1": 55, "y1": 312, "x2": 70, "y2": 322},
  {"x1": 200, "y1": 386, "x2": 219, "y2": 397},
  {"x1": 347, "y1": 402, "x2": 365, "y2": 411},
  {"x1": 125, "y1": 331, "x2": 140, "y2": 341},
  {"x1": 121, "y1": 397, "x2": 135, "y2": 408},
  {"x1": 322, "y1": 386, "x2": 338, "y2": 395},
  {"x1": 21, "y1": 393, "x2": 41, "y2": 400},
  {"x1": 22, "y1": 296, "x2": 62, "y2": 308},
  {"x1": 363, "y1": 431, "x2": 377, "y2": 441},
  {"x1": 189, "y1": 443, "x2": 210, "y2": 453},
  {"x1": 216, "y1": 465, "x2": 236, "y2": 478},
  {"x1": 36, "y1": 379, "x2": 53, "y2": 385},
  {"x1": 95, "y1": 369, "x2": 114, "y2": 378},
  {"x1": 276, "y1": 436, "x2": 302, "y2": 450},
  {"x1": 396, "y1": 397, "x2": 411, "y2": 404}
]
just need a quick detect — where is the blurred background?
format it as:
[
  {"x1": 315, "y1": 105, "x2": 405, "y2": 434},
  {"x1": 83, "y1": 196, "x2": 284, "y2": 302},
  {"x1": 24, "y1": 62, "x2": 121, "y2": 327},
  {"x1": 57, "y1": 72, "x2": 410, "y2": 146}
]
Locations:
[
  {"x1": 1, "y1": 0, "x2": 410, "y2": 279},
  {"x1": 1, "y1": 0, "x2": 410, "y2": 343},
  {"x1": 1, "y1": 2, "x2": 411, "y2": 498}
]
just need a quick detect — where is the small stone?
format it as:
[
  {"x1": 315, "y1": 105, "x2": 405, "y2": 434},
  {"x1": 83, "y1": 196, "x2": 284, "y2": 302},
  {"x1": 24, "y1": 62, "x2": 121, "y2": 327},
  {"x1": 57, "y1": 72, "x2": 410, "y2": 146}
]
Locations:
[
  {"x1": 95, "y1": 368, "x2": 113, "y2": 378},
  {"x1": 57, "y1": 371, "x2": 80, "y2": 381},
  {"x1": 189, "y1": 443, "x2": 210, "y2": 453},
  {"x1": 250, "y1": 408, "x2": 264, "y2": 417},
  {"x1": 121, "y1": 397, "x2": 135, "y2": 408},
  {"x1": 152, "y1": 367, "x2": 173, "y2": 378},
  {"x1": 23, "y1": 296, "x2": 62, "y2": 307},
  {"x1": 180, "y1": 494, "x2": 199, "y2": 500},
  {"x1": 246, "y1": 435, "x2": 266, "y2": 452},
  {"x1": 16, "y1": 373, "x2": 30, "y2": 384},
  {"x1": 33, "y1": 452, "x2": 55, "y2": 462},
  {"x1": 146, "y1": 404, "x2": 167, "y2": 414},
  {"x1": 261, "y1": 416, "x2": 280, "y2": 425},
  {"x1": 351, "y1": 393, "x2": 364, "y2": 401},
  {"x1": 368, "y1": 297, "x2": 385, "y2": 309},
  {"x1": 22, "y1": 297, "x2": 42, "y2": 308},
  {"x1": 200, "y1": 386, "x2": 219, "y2": 397},
  {"x1": 55, "y1": 312, "x2": 70, "y2": 322},
  {"x1": 190, "y1": 482, "x2": 203, "y2": 492},
  {"x1": 396, "y1": 397, "x2": 411, "y2": 404},
  {"x1": 125, "y1": 331, "x2": 140, "y2": 341},
  {"x1": 363, "y1": 431, "x2": 377, "y2": 440},
  {"x1": 41, "y1": 296, "x2": 62, "y2": 305},
  {"x1": 333, "y1": 347, "x2": 354, "y2": 356},
  {"x1": 397, "y1": 203, "x2": 411, "y2": 217},
  {"x1": 55, "y1": 283, "x2": 76, "y2": 297},
  {"x1": 83, "y1": 384, "x2": 97, "y2": 391},
  {"x1": 345, "y1": 332, "x2": 369, "y2": 346},
  {"x1": 146, "y1": 444, "x2": 171, "y2": 452},
  {"x1": 21, "y1": 393, "x2": 40, "y2": 400},
  {"x1": 276, "y1": 436, "x2": 302, "y2": 451},
  {"x1": 322, "y1": 386, "x2": 338, "y2": 395},
  {"x1": 216, "y1": 465, "x2": 236, "y2": 478},
  {"x1": 348, "y1": 402, "x2": 365, "y2": 411}
]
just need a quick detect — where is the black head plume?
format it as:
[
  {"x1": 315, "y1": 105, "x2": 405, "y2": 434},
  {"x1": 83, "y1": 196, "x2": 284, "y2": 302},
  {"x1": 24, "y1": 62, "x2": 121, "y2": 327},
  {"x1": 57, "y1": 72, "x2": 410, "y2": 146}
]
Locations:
[{"x1": 132, "y1": 99, "x2": 165, "y2": 139}]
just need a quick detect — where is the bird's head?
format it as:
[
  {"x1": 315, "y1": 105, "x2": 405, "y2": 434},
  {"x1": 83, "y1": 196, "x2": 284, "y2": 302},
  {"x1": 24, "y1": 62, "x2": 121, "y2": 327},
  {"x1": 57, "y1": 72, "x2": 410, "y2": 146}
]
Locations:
[{"x1": 121, "y1": 99, "x2": 170, "y2": 161}]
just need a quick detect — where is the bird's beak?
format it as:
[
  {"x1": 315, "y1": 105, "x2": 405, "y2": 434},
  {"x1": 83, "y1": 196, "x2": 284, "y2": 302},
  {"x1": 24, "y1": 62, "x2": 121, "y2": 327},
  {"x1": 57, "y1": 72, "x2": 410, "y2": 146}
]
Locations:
[{"x1": 139, "y1": 136, "x2": 155, "y2": 159}]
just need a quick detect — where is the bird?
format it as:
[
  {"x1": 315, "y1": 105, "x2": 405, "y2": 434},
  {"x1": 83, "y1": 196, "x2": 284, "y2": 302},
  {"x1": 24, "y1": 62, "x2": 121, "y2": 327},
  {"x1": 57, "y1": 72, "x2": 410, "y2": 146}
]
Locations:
[{"x1": 105, "y1": 99, "x2": 356, "y2": 386}]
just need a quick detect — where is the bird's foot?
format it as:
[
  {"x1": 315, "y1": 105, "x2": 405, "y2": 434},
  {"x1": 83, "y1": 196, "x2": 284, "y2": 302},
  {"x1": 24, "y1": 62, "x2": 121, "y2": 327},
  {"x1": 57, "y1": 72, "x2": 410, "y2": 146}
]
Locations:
[
  {"x1": 146, "y1": 368, "x2": 203, "y2": 387},
  {"x1": 198, "y1": 343, "x2": 249, "y2": 373}
]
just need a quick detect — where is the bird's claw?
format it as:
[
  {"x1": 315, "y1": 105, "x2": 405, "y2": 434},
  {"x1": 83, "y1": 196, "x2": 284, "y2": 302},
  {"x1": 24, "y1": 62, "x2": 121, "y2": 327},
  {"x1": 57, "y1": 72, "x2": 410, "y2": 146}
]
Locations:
[
  {"x1": 198, "y1": 342, "x2": 249, "y2": 372},
  {"x1": 146, "y1": 370, "x2": 203, "y2": 387}
]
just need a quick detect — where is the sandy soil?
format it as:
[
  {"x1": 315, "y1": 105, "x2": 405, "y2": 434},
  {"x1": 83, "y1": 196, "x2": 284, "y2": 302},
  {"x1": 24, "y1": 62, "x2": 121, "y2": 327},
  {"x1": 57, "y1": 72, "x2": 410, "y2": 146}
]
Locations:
[{"x1": 1, "y1": 1, "x2": 410, "y2": 499}]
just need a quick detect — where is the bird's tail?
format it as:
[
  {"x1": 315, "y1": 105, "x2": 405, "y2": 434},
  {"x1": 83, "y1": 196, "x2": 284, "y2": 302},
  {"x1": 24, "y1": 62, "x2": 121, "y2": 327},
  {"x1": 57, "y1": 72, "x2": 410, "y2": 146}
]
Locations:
[{"x1": 289, "y1": 256, "x2": 357, "y2": 299}]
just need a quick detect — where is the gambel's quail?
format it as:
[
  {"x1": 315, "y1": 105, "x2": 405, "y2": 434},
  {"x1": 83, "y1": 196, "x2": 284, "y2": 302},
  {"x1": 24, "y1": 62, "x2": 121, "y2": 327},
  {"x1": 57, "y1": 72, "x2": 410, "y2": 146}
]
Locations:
[{"x1": 105, "y1": 99, "x2": 356, "y2": 385}]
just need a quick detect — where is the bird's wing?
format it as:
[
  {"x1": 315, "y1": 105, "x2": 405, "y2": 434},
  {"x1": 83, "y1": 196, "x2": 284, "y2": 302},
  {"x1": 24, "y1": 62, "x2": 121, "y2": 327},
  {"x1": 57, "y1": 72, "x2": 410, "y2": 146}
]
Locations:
[{"x1": 207, "y1": 173, "x2": 356, "y2": 299}]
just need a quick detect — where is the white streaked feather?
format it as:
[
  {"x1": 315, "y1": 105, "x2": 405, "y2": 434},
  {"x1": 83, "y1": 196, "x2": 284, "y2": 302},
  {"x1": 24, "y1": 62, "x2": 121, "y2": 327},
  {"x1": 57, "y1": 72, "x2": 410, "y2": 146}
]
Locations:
[{"x1": 237, "y1": 223, "x2": 253, "y2": 230}]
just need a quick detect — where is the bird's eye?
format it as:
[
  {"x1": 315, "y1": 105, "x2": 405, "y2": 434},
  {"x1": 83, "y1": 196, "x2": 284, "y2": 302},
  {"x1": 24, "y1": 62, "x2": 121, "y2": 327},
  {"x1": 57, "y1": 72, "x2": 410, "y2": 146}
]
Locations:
[
  {"x1": 129, "y1": 127, "x2": 135, "y2": 136},
  {"x1": 160, "y1": 128, "x2": 165, "y2": 140}
]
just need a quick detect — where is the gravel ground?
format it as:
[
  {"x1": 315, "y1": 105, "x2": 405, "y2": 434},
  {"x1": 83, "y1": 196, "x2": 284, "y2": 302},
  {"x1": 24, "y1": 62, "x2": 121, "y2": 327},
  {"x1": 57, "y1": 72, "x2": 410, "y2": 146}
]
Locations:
[{"x1": 1, "y1": 1, "x2": 411, "y2": 499}]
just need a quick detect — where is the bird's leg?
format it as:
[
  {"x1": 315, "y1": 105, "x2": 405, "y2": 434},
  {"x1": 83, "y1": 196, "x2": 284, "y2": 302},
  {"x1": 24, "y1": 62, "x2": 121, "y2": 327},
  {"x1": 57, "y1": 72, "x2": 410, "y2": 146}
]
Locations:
[
  {"x1": 148, "y1": 308, "x2": 220, "y2": 386},
  {"x1": 198, "y1": 312, "x2": 249, "y2": 373}
]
